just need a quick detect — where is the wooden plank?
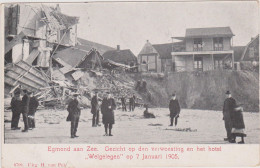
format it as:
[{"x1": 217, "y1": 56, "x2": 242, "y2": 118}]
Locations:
[
  {"x1": 5, "y1": 76, "x2": 37, "y2": 91},
  {"x1": 16, "y1": 62, "x2": 44, "y2": 80},
  {"x1": 6, "y1": 70, "x2": 46, "y2": 87},
  {"x1": 12, "y1": 63, "x2": 48, "y2": 84},
  {"x1": 5, "y1": 73, "x2": 43, "y2": 89},
  {"x1": 8, "y1": 66, "x2": 47, "y2": 86}
]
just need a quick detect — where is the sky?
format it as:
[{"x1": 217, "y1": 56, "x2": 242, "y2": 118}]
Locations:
[{"x1": 54, "y1": 2, "x2": 259, "y2": 55}]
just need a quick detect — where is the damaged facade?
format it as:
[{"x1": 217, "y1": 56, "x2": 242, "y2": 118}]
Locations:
[
  {"x1": 4, "y1": 4, "x2": 79, "y2": 95},
  {"x1": 4, "y1": 4, "x2": 79, "y2": 67}
]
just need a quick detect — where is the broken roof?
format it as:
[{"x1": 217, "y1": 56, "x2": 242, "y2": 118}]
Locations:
[
  {"x1": 53, "y1": 47, "x2": 88, "y2": 68},
  {"x1": 102, "y1": 49, "x2": 137, "y2": 64},
  {"x1": 186, "y1": 27, "x2": 234, "y2": 38},
  {"x1": 77, "y1": 38, "x2": 115, "y2": 55}
]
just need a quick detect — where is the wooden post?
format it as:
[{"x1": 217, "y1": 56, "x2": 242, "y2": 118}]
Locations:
[
  {"x1": 192, "y1": 54, "x2": 195, "y2": 71},
  {"x1": 232, "y1": 52, "x2": 234, "y2": 70},
  {"x1": 211, "y1": 54, "x2": 214, "y2": 70}
]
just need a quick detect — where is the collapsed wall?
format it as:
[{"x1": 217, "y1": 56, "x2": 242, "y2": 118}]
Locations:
[{"x1": 130, "y1": 70, "x2": 259, "y2": 112}]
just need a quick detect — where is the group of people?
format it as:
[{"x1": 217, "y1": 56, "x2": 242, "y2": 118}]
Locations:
[
  {"x1": 120, "y1": 94, "x2": 136, "y2": 112},
  {"x1": 10, "y1": 88, "x2": 39, "y2": 132},
  {"x1": 67, "y1": 91, "x2": 116, "y2": 138},
  {"x1": 10, "y1": 87, "x2": 247, "y2": 144},
  {"x1": 168, "y1": 91, "x2": 247, "y2": 144}
]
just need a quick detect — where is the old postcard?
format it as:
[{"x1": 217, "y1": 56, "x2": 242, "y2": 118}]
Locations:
[{"x1": 1, "y1": 1, "x2": 259, "y2": 167}]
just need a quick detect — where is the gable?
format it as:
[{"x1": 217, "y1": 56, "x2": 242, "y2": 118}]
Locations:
[{"x1": 139, "y1": 41, "x2": 158, "y2": 55}]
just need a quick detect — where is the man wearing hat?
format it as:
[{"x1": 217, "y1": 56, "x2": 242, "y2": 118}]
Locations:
[
  {"x1": 21, "y1": 89, "x2": 30, "y2": 132},
  {"x1": 67, "y1": 93, "x2": 81, "y2": 138},
  {"x1": 223, "y1": 91, "x2": 237, "y2": 143},
  {"x1": 169, "y1": 93, "x2": 181, "y2": 126},
  {"x1": 91, "y1": 90, "x2": 100, "y2": 127},
  {"x1": 28, "y1": 92, "x2": 39, "y2": 129},
  {"x1": 101, "y1": 92, "x2": 116, "y2": 136},
  {"x1": 10, "y1": 88, "x2": 22, "y2": 130}
]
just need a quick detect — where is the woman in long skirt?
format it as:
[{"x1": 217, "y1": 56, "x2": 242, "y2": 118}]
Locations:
[{"x1": 231, "y1": 105, "x2": 246, "y2": 144}]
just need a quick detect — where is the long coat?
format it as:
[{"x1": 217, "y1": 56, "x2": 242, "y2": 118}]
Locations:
[
  {"x1": 91, "y1": 95, "x2": 99, "y2": 114},
  {"x1": 29, "y1": 96, "x2": 39, "y2": 115},
  {"x1": 169, "y1": 99, "x2": 180, "y2": 118},
  {"x1": 11, "y1": 97, "x2": 22, "y2": 114},
  {"x1": 223, "y1": 97, "x2": 236, "y2": 122},
  {"x1": 101, "y1": 98, "x2": 116, "y2": 124},
  {"x1": 21, "y1": 94, "x2": 30, "y2": 114},
  {"x1": 232, "y1": 108, "x2": 245, "y2": 129},
  {"x1": 67, "y1": 99, "x2": 81, "y2": 121}
]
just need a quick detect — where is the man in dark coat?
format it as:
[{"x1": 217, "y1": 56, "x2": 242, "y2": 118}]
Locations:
[
  {"x1": 169, "y1": 94, "x2": 181, "y2": 126},
  {"x1": 21, "y1": 89, "x2": 30, "y2": 132},
  {"x1": 67, "y1": 93, "x2": 81, "y2": 138},
  {"x1": 120, "y1": 95, "x2": 127, "y2": 111},
  {"x1": 101, "y1": 92, "x2": 116, "y2": 136},
  {"x1": 223, "y1": 91, "x2": 237, "y2": 143},
  {"x1": 91, "y1": 91, "x2": 100, "y2": 127},
  {"x1": 129, "y1": 94, "x2": 135, "y2": 112},
  {"x1": 28, "y1": 92, "x2": 39, "y2": 129},
  {"x1": 11, "y1": 89, "x2": 22, "y2": 130}
]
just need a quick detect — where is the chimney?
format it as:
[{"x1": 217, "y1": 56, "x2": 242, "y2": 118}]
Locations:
[{"x1": 117, "y1": 45, "x2": 120, "y2": 51}]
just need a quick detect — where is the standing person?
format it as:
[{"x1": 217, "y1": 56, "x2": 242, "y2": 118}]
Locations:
[
  {"x1": 120, "y1": 95, "x2": 127, "y2": 111},
  {"x1": 231, "y1": 105, "x2": 246, "y2": 144},
  {"x1": 10, "y1": 89, "x2": 22, "y2": 130},
  {"x1": 129, "y1": 94, "x2": 135, "y2": 112},
  {"x1": 101, "y1": 92, "x2": 116, "y2": 136},
  {"x1": 169, "y1": 93, "x2": 181, "y2": 126},
  {"x1": 133, "y1": 93, "x2": 136, "y2": 110},
  {"x1": 223, "y1": 91, "x2": 236, "y2": 143},
  {"x1": 67, "y1": 93, "x2": 81, "y2": 138},
  {"x1": 28, "y1": 92, "x2": 39, "y2": 129},
  {"x1": 91, "y1": 91, "x2": 100, "y2": 127},
  {"x1": 21, "y1": 89, "x2": 30, "y2": 132}
]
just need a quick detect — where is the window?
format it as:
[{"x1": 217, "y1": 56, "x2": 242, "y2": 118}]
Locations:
[
  {"x1": 193, "y1": 38, "x2": 203, "y2": 51},
  {"x1": 214, "y1": 59, "x2": 223, "y2": 69},
  {"x1": 213, "y1": 37, "x2": 223, "y2": 51},
  {"x1": 194, "y1": 57, "x2": 203, "y2": 71},
  {"x1": 141, "y1": 56, "x2": 148, "y2": 64}
]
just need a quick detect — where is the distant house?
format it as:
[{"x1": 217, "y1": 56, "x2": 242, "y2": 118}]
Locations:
[
  {"x1": 172, "y1": 27, "x2": 235, "y2": 72},
  {"x1": 102, "y1": 45, "x2": 137, "y2": 70},
  {"x1": 240, "y1": 35, "x2": 259, "y2": 63},
  {"x1": 232, "y1": 46, "x2": 246, "y2": 70},
  {"x1": 138, "y1": 40, "x2": 184, "y2": 73}
]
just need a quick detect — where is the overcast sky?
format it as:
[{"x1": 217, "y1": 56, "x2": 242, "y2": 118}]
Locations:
[{"x1": 56, "y1": 2, "x2": 259, "y2": 55}]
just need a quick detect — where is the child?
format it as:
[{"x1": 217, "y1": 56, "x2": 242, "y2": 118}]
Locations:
[{"x1": 231, "y1": 105, "x2": 246, "y2": 144}]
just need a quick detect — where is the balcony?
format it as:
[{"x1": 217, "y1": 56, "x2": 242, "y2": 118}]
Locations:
[
  {"x1": 193, "y1": 47, "x2": 203, "y2": 51},
  {"x1": 214, "y1": 47, "x2": 223, "y2": 51}
]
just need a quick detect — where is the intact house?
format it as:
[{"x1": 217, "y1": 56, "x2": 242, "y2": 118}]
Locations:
[
  {"x1": 4, "y1": 4, "x2": 79, "y2": 68},
  {"x1": 102, "y1": 45, "x2": 138, "y2": 72},
  {"x1": 171, "y1": 27, "x2": 235, "y2": 72},
  {"x1": 138, "y1": 40, "x2": 185, "y2": 73}
]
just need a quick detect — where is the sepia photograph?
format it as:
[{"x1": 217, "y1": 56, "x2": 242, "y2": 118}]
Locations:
[{"x1": 2, "y1": 1, "x2": 259, "y2": 145}]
